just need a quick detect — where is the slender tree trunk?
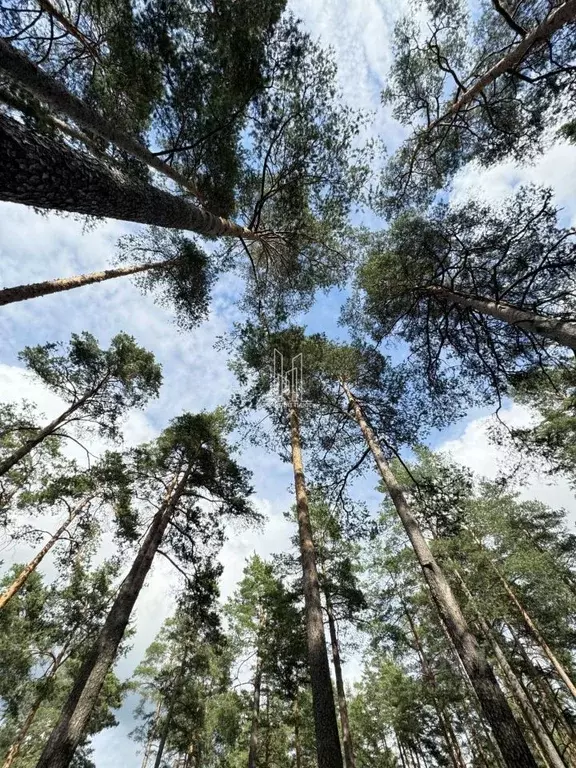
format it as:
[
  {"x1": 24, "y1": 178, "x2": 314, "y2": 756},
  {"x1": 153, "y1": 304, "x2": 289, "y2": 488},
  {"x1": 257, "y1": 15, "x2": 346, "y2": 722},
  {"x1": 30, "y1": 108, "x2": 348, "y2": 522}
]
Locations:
[
  {"x1": 0, "y1": 112, "x2": 259, "y2": 240},
  {"x1": 0, "y1": 498, "x2": 89, "y2": 610},
  {"x1": 0, "y1": 259, "x2": 177, "y2": 307},
  {"x1": 455, "y1": 572, "x2": 567, "y2": 768},
  {"x1": 427, "y1": 285, "x2": 576, "y2": 351},
  {"x1": 0, "y1": 382, "x2": 99, "y2": 478},
  {"x1": 37, "y1": 0, "x2": 101, "y2": 61},
  {"x1": 479, "y1": 544, "x2": 576, "y2": 700},
  {"x1": 153, "y1": 651, "x2": 188, "y2": 768},
  {"x1": 342, "y1": 383, "x2": 537, "y2": 768},
  {"x1": 141, "y1": 700, "x2": 162, "y2": 768},
  {"x1": 402, "y1": 603, "x2": 466, "y2": 768},
  {"x1": 425, "y1": 0, "x2": 576, "y2": 133},
  {"x1": 35, "y1": 467, "x2": 191, "y2": 768},
  {"x1": 264, "y1": 686, "x2": 270, "y2": 768},
  {"x1": 1, "y1": 645, "x2": 68, "y2": 768},
  {"x1": 294, "y1": 696, "x2": 302, "y2": 768},
  {"x1": 325, "y1": 596, "x2": 356, "y2": 768},
  {"x1": 0, "y1": 38, "x2": 206, "y2": 199},
  {"x1": 248, "y1": 657, "x2": 262, "y2": 768},
  {"x1": 288, "y1": 396, "x2": 344, "y2": 768}
]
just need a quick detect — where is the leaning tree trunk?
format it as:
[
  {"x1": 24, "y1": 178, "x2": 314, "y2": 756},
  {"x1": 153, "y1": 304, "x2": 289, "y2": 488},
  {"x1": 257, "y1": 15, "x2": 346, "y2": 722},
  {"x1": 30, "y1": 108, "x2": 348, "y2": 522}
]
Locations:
[
  {"x1": 0, "y1": 382, "x2": 101, "y2": 478},
  {"x1": 425, "y1": 0, "x2": 576, "y2": 133},
  {"x1": 0, "y1": 112, "x2": 259, "y2": 240},
  {"x1": 35, "y1": 467, "x2": 191, "y2": 768},
  {"x1": 478, "y1": 542, "x2": 576, "y2": 700},
  {"x1": 37, "y1": 0, "x2": 101, "y2": 61},
  {"x1": 288, "y1": 396, "x2": 344, "y2": 768},
  {"x1": 0, "y1": 498, "x2": 89, "y2": 610},
  {"x1": 0, "y1": 259, "x2": 178, "y2": 307},
  {"x1": 455, "y1": 573, "x2": 567, "y2": 768},
  {"x1": 247, "y1": 656, "x2": 262, "y2": 768},
  {"x1": 342, "y1": 383, "x2": 538, "y2": 768},
  {"x1": 426, "y1": 285, "x2": 576, "y2": 351},
  {"x1": 0, "y1": 38, "x2": 204, "y2": 199},
  {"x1": 325, "y1": 595, "x2": 356, "y2": 768}
]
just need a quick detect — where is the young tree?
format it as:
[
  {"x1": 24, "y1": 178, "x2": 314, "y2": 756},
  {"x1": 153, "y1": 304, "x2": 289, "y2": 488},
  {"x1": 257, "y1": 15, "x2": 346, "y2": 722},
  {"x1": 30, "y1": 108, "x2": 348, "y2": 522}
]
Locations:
[
  {"x1": 35, "y1": 410, "x2": 254, "y2": 768},
  {"x1": 0, "y1": 331, "x2": 161, "y2": 477}
]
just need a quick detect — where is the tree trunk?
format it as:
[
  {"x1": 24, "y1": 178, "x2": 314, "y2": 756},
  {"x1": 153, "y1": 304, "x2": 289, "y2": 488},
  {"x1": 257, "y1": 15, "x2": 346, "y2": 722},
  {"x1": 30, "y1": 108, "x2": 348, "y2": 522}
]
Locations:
[
  {"x1": 288, "y1": 397, "x2": 344, "y2": 768},
  {"x1": 294, "y1": 696, "x2": 302, "y2": 768},
  {"x1": 141, "y1": 700, "x2": 162, "y2": 768},
  {"x1": 35, "y1": 467, "x2": 191, "y2": 768},
  {"x1": 325, "y1": 596, "x2": 356, "y2": 768},
  {"x1": 427, "y1": 286, "x2": 576, "y2": 351},
  {"x1": 0, "y1": 38, "x2": 206, "y2": 200},
  {"x1": 0, "y1": 382, "x2": 99, "y2": 478},
  {"x1": 248, "y1": 657, "x2": 262, "y2": 768},
  {"x1": 0, "y1": 259, "x2": 177, "y2": 307},
  {"x1": 37, "y1": 0, "x2": 101, "y2": 61},
  {"x1": 342, "y1": 382, "x2": 537, "y2": 768},
  {"x1": 402, "y1": 603, "x2": 466, "y2": 768},
  {"x1": 153, "y1": 651, "x2": 188, "y2": 768},
  {"x1": 1, "y1": 645, "x2": 67, "y2": 768},
  {"x1": 479, "y1": 544, "x2": 576, "y2": 700},
  {"x1": 0, "y1": 112, "x2": 259, "y2": 240},
  {"x1": 425, "y1": 0, "x2": 576, "y2": 133},
  {"x1": 0, "y1": 498, "x2": 89, "y2": 610},
  {"x1": 464, "y1": 598, "x2": 567, "y2": 768}
]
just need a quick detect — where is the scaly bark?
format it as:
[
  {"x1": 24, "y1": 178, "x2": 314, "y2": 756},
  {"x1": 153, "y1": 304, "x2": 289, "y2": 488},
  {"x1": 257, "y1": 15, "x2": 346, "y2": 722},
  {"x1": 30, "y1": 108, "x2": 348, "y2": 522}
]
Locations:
[
  {"x1": 288, "y1": 396, "x2": 344, "y2": 768},
  {"x1": 0, "y1": 112, "x2": 259, "y2": 240},
  {"x1": 0, "y1": 259, "x2": 177, "y2": 307},
  {"x1": 325, "y1": 595, "x2": 356, "y2": 768},
  {"x1": 35, "y1": 468, "x2": 191, "y2": 768},
  {"x1": 0, "y1": 498, "x2": 90, "y2": 610},
  {"x1": 342, "y1": 382, "x2": 537, "y2": 768},
  {"x1": 0, "y1": 38, "x2": 206, "y2": 199},
  {"x1": 426, "y1": 285, "x2": 576, "y2": 351},
  {"x1": 425, "y1": 0, "x2": 576, "y2": 133}
]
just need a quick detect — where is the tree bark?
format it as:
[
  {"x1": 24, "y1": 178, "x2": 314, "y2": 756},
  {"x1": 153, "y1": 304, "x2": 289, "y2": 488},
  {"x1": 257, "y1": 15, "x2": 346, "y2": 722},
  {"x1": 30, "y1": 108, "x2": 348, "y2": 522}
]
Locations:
[
  {"x1": 425, "y1": 0, "x2": 576, "y2": 133},
  {"x1": 342, "y1": 382, "x2": 538, "y2": 768},
  {"x1": 0, "y1": 259, "x2": 177, "y2": 307},
  {"x1": 0, "y1": 498, "x2": 89, "y2": 610},
  {"x1": 248, "y1": 657, "x2": 262, "y2": 768},
  {"x1": 325, "y1": 596, "x2": 356, "y2": 768},
  {"x1": 455, "y1": 574, "x2": 567, "y2": 768},
  {"x1": 288, "y1": 397, "x2": 344, "y2": 768},
  {"x1": 426, "y1": 285, "x2": 576, "y2": 351},
  {"x1": 0, "y1": 38, "x2": 206, "y2": 199},
  {"x1": 0, "y1": 112, "x2": 259, "y2": 240},
  {"x1": 479, "y1": 544, "x2": 576, "y2": 700},
  {"x1": 0, "y1": 382, "x2": 99, "y2": 478},
  {"x1": 35, "y1": 467, "x2": 191, "y2": 768},
  {"x1": 402, "y1": 603, "x2": 466, "y2": 768}
]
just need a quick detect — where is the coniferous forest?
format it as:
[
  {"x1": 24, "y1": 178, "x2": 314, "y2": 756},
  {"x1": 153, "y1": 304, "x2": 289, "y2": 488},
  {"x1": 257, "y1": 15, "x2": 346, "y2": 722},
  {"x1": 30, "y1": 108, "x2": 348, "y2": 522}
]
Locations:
[{"x1": 0, "y1": 0, "x2": 576, "y2": 766}]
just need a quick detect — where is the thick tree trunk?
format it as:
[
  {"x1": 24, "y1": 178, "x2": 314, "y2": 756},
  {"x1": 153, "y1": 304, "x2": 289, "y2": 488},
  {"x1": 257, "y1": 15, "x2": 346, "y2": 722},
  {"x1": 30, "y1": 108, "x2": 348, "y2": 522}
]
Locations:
[
  {"x1": 325, "y1": 597, "x2": 356, "y2": 768},
  {"x1": 402, "y1": 603, "x2": 466, "y2": 768},
  {"x1": 248, "y1": 657, "x2": 262, "y2": 768},
  {"x1": 288, "y1": 397, "x2": 344, "y2": 768},
  {"x1": 342, "y1": 383, "x2": 537, "y2": 768},
  {"x1": 35, "y1": 467, "x2": 191, "y2": 768},
  {"x1": 425, "y1": 0, "x2": 576, "y2": 133},
  {"x1": 0, "y1": 259, "x2": 177, "y2": 307},
  {"x1": 0, "y1": 38, "x2": 205, "y2": 199},
  {"x1": 153, "y1": 651, "x2": 188, "y2": 768},
  {"x1": 0, "y1": 498, "x2": 89, "y2": 610},
  {"x1": 479, "y1": 544, "x2": 576, "y2": 700},
  {"x1": 427, "y1": 285, "x2": 576, "y2": 351},
  {"x1": 0, "y1": 112, "x2": 259, "y2": 240},
  {"x1": 456, "y1": 576, "x2": 567, "y2": 768},
  {"x1": 0, "y1": 382, "x2": 99, "y2": 478}
]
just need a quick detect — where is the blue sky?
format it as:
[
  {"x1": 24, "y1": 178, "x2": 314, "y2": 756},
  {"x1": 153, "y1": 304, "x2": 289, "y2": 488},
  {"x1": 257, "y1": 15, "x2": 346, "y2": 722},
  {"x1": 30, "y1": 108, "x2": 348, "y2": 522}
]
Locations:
[{"x1": 1, "y1": 0, "x2": 576, "y2": 765}]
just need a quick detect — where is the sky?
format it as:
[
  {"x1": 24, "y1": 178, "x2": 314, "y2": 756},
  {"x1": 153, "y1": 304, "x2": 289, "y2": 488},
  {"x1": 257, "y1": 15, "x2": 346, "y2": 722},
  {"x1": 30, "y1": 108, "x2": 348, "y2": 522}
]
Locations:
[{"x1": 1, "y1": 0, "x2": 576, "y2": 765}]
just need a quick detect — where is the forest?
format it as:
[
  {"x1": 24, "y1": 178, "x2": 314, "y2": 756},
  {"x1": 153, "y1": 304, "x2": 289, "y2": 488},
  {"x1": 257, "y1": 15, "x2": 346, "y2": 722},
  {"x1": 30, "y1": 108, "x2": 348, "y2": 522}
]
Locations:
[{"x1": 0, "y1": 0, "x2": 575, "y2": 766}]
